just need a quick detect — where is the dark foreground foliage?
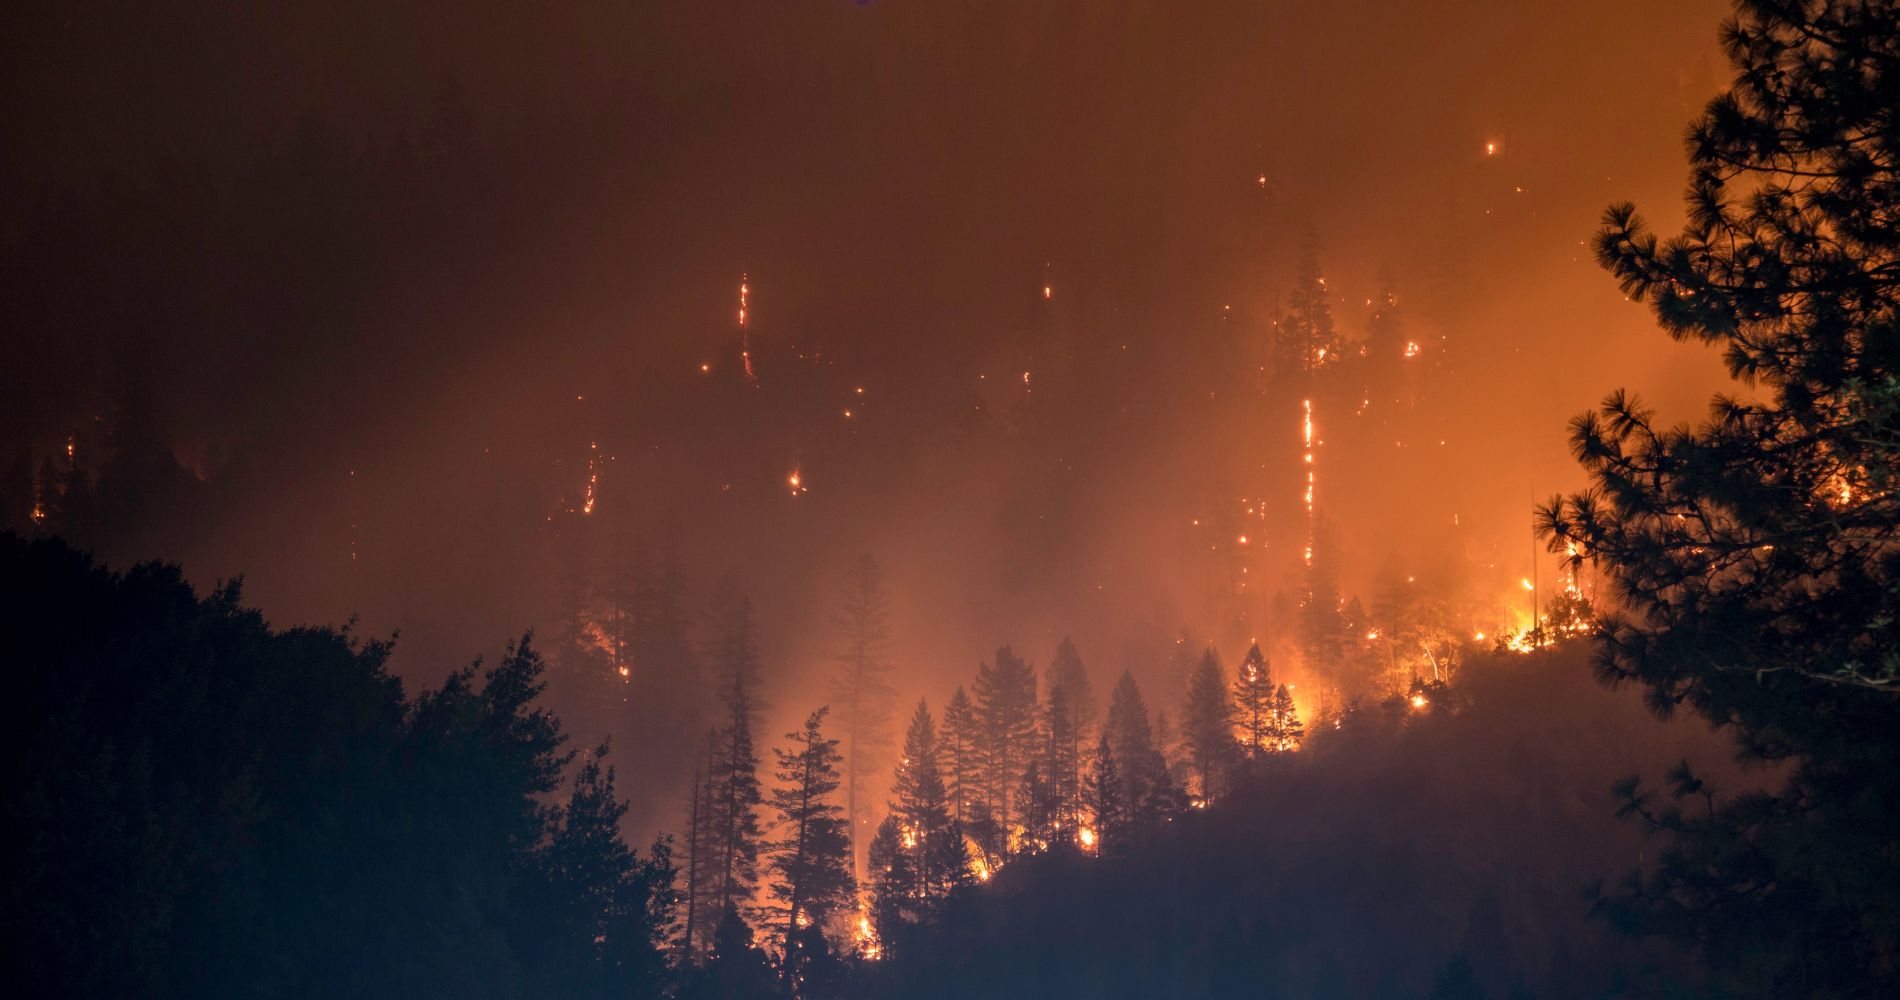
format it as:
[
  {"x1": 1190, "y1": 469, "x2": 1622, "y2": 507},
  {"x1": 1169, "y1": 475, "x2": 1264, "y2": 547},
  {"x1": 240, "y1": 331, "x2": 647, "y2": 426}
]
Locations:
[
  {"x1": 856, "y1": 651, "x2": 1741, "y2": 1000},
  {"x1": 0, "y1": 534, "x2": 676, "y2": 999},
  {"x1": 1540, "y1": 1, "x2": 1900, "y2": 993}
]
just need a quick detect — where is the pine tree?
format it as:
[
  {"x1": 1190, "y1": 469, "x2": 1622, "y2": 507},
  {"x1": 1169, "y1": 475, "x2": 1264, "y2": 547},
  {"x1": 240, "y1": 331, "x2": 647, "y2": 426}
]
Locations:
[
  {"x1": 1233, "y1": 642, "x2": 1274, "y2": 759},
  {"x1": 1300, "y1": 516, "x2": 1348, "y2": 714},
  {"x1": 681, "y1": 729, "x2": 717, "y2": 959},
  {"x1": 1104, "y1": 671, "x2": 1180, "y2": 828},
  {"x1": 827, "y1": 555, "x2": 897, "y2": 886},
  {"x1": 701, "y1": 579, "x2": 765, "y2": 935},
  {"x1": 973, "y1": 645, "x2": 1037, "y2": 859},
  {"x1": 766, "y1": 709, "x2": 854, "y2": 963},
  {"x1": 1181, "y1": 646, "x2": 1235, "y2": 803},
  {"x1": 530, "y1": 743, "x2": 678, "y2": 999},
  {"x1": 1084, "y1": 734, "x2": 1125, "y2": 854},
  {"x1": 1272, "y1": 227, "x2": 1340, "y2": 380},
  {"x1": 1042, "y1": 683, "x2": 1081, "y2": 840},
  {"x1": 1535, "y1": 3, "x2": 1900, "y2": 989},
  {"x1": 941, "y1": 686, "x2": 978, "y2": 827},
  {"x1": 864, "y1": 815, "x2": 911, "y2": 953},
  {"x1": 889, "y1": 700, "x2": 969, "y2": 911},
  {"x1": 1047, "y1": 635, "x2": 1097, "y2": 739},
  {"x1": 1269, "y1": 684, "x2": 1304, "y2": 753}
]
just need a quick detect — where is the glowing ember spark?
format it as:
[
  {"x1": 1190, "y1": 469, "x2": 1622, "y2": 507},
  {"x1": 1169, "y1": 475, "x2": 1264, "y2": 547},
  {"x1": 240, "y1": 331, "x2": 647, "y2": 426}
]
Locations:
[
  {"x1": 581, "y1": 441, "x2": 602, "y2": 515},
  {"x1": 1410, "y1": 693, "x2": 1428, "y2": 709},
  {"x1": 1043, "y1": 284, "x2": 1052, "y2": 300},
  {"x1": 788, "y1": 469, "x2": 806, "y2": 496},
  {"x1": 1078, "y1": 826, "x2": 1097, "y2": 849},
  {"x1": 618, "y1": 665, "x2": 630, "y2": 678},
  {"x1": 1485, "y1": 140, "x2": 1498, "y2": 156},
  {"x1": 1403, "y1": 341, "x2": 1420, "y2": 358},
  {"x1": 1302, "y1": 398, "x2": 1316, "y2": 565},
  {"x1": 699, "y1": 362, "x2": 711, "y2": 373},
  {"x1": 738, "y1": 274, "x2": 757, "y2": 386},
  {"x1": 1520, "y1": 578, "x2": 1534, "y2": 591}
]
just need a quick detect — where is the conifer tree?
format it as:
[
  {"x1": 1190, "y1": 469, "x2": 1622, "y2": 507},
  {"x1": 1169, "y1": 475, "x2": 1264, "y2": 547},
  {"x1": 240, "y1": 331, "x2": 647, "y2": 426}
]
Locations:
[
  {"x1": 681, "y1": 729, "x2": 717, "y2": 959},
  {"x1": 529, "y1": 742, "x2": 679, "y2": 999},
  {"x1": 973, "y1": 645, "x2": 1037, "y2": 858},
  {"x1": 1041, "y1": 683, "x2": 1081, "y2": 839},
  {"x1": 1300, "y1": 516, "x2": 1349, "y2": 713},
  {"x1": 1047, "y1": 635, "x2": 1097, "y2": 739},
  {"x1": 1233, "y1": 642, "x2": 1275, "y2": 759},
  {"x1": 1535, "y1": 2, "x2": 1900, "y2": 989},
  {"x1": 864, "y1": 815, "x2": 911, "y2": 952},
  {"x1": 827, "y1": 555, "x2": 896, "y2": 885},
  {"x1": 941, "y1": 686, "x2": 978, "y2": 827},
  {"x1": 766, "y1": 709, "x2": 854, "y2": 962},
  {"x1": 701, "y1": 579, "x2": 766, "y2": 936},
  {"x1": 1272, "y1": 227, "x2": 1340, "y2": 379},
  {"x1": 1181, "y1": 646, "x2": 1235, "y2": 803},
  {"x1": 889, "y1": 700, "x2": 969, "y2": 909},
  {"x1": 1269, "y1": 684, "x2": 1304, "y2": 753},
  {"x1": 1084, "y1": 734, "x2": 1125, "y2": 854},
  {"x1": 1104, "y1": 671, "x2": 1180, "y2": 828}
]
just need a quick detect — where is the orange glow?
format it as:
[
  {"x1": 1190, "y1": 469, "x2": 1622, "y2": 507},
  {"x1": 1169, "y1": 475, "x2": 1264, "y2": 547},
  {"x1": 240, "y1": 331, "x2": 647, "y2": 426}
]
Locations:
[
  {"x1": 788, "y1": 469, "x2": 806, "y2": 496},
  {"x1": 581, "y1": 441, "x2": 602, "y2": 515},
  {"x1": 1410, "y1": 693, "x2": 1428, "y2": 709},
  {"x1": 738, "y1": 274, "x2": 757, "y2": 385},
  {"x1": 855, "y1": 914, "x2": 882, "y2": 960}
]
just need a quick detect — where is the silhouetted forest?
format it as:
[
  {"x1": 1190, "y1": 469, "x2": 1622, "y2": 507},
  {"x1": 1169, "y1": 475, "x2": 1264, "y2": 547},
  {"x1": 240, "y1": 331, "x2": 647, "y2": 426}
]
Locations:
[
  {"x1": 5, "y1": 1, "x2": 1898, "y2": 998},
  {"x1": 3, "y1": 536, "x2": 676, "y2": 998}
]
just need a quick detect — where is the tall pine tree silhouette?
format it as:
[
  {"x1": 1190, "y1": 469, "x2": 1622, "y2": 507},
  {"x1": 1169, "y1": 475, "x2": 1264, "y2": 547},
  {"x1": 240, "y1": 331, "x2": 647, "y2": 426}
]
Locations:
[{"x1": 1538, "y1": 2, "x2": 1900, "y2": 990}]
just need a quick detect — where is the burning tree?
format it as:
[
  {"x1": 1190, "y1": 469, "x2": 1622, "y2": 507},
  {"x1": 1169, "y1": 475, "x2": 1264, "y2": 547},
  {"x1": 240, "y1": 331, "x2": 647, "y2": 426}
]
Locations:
[
  {"x1": 827, "y1": 554, "x2": 897, "y2": 885},
  {"x1": 1538, "y1": 1, "x2": 1900, "y2": 990}
]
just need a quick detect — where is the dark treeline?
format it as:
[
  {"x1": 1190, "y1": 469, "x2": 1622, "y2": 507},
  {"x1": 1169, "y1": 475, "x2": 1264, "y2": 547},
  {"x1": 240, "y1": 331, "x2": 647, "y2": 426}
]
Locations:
[
  {"x1": 855, "y1": 650, "x2": 1739, "y2": 1000},
  {"x1": 2, "y1": 535, "x2": 675, "y2": 998},
  {"x1": 6, "y1": 2, "x2": 1898, "y2": 998}
]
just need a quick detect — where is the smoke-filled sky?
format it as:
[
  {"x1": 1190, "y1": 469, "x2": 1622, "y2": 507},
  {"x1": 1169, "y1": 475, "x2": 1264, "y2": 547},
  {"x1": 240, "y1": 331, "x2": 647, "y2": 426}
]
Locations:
[{"x1": 5, "y1": 0, "x2": 1741, "y2": 828}]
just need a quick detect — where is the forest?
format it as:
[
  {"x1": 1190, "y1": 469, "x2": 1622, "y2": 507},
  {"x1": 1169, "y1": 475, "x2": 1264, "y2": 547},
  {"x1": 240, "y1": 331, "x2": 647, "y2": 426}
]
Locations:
[{"x1": 3, "y1": 1, "x2": 1897, "y2": 998}]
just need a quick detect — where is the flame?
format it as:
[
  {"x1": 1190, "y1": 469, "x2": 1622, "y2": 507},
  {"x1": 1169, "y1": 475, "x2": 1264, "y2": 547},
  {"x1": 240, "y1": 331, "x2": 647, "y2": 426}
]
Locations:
[
  {"x1": 855, "y1": 914, "x2": 882, "y2": 960},
  {"x1": 581, "y1": 441, "x2": 602, "y2": 515},
  {"x1": 738, "y1": 274, "x2": 758, "y2": 385},
  {"x1": 1078, "y1": 826, "x2": 1097, "y2": 849},
  {"x1": 1409, "y1": 693, "x2": 1428, "y2": 710},
  {"x1": 788, "y1": 469, "x2": 806, "y2": 496}
]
